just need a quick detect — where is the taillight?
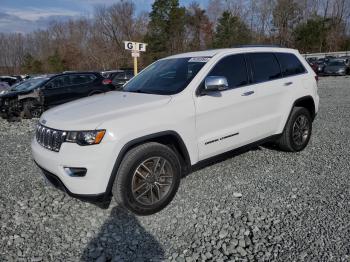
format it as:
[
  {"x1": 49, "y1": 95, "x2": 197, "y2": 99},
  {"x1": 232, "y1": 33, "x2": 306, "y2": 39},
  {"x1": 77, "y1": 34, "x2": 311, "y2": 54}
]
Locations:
[{"x1": 102, "y1": 79, "x2": 112, "y2": 85}]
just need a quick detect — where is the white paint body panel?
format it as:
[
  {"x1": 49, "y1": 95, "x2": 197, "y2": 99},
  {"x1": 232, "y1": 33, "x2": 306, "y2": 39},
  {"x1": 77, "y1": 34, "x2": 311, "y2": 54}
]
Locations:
[{"x1": 31, "y1": 47, "x2": 319, "y2": 195}]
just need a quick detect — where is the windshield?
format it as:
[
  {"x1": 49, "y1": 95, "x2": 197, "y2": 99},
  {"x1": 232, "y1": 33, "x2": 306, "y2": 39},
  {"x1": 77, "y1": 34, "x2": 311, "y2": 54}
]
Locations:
[
  {"x1": 12, "y1": 78, "x2": 48, "y2": 92},
  {"x1": 328, "y1": 61, "x2": 345, "y2": 66},
  {"x1": 123, "y1": 57, "x2": 209, "y2": 95}
]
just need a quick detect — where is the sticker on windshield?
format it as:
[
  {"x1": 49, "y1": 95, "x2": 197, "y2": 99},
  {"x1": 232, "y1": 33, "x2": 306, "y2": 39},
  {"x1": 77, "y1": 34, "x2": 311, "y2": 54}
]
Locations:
[{"x1": 189, "y1": 57, "x2": 211, "y2": 63}]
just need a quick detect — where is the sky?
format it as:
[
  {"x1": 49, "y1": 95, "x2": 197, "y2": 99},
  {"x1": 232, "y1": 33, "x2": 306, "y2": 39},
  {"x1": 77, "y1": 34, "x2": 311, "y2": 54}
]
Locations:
[{"x1": 0, "y1": 0, "x2": 208, "y2": 34}]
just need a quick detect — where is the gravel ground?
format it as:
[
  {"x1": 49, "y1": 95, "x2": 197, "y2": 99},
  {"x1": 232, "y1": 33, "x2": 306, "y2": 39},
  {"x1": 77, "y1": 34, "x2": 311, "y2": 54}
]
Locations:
[{"x1": 0, "y1": 76, "x2": 349, "y2": 261}]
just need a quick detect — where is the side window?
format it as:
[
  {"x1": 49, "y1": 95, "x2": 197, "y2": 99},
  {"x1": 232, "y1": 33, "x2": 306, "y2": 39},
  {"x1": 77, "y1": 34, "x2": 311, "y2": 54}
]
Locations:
[
  {"x1": 275, "y1": 53, "x2": 306, "y2": 77},
  {"x1": 47, "y1": 75, "x2": 71, "y2": 89},
  {"x1": 112, "y1": 72, "x2": 126, "y2": 81},
  {"x1": 208, "y1": 54, "x2": 248, "y2": 88},
  {"x1": 249, "y1": 53, "x2": 281, "y2": 83},
  {"x1": 70, "y1": 74, "x2": 96, "y2": 85},
  {"x1": 126, "y1": 71, "x2": 134, "y2": 79}
]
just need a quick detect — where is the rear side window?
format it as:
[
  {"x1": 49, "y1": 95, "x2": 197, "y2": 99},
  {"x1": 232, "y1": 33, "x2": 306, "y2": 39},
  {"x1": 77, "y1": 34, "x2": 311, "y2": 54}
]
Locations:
[
  {"x1": 70, "y1": 74, "x2": 96, "y2": 85},
  {"x1": 249, "y1": 53, "x2": 281, "y2": 83},
  {"x1": 208, "y1": 54, "x2": 248, "y2": 88},
  {"x1": 275, "y1": 53, "x2": 306, "y2": 76},
  {"x1": 49, "y1": 75, "x2": 71, "y2": 88},
  {"x1": 113, "y1": 72, "x2": 126, "y2": 81}
]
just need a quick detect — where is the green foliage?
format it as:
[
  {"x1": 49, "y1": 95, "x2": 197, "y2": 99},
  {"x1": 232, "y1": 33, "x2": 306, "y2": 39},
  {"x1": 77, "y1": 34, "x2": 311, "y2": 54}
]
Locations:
[
  {"x1": 22, "y1": 53, "x2": 43, "y2": 74},
  {"x1": 213, "y1": 11, "x2": 251, "y2": 48},
  {"x1": 47, "y1": 50, "x2": 66, "y2": 73},
  {"x1": 145, "y1": 0, "x2": 186, "y2": 61},
  {"x1": 293, "y1": 16, "x2": 331, "y2": 52}
]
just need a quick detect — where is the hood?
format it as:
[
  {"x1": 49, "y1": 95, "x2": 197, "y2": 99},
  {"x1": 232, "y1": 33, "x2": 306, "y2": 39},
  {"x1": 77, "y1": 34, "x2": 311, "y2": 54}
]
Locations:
[
  {"x1": 40, "y1": 91, "x2": 172, "y2": 130},
  {"x1": 0, "y1": 88, "x2": 35, "y2": 99}
]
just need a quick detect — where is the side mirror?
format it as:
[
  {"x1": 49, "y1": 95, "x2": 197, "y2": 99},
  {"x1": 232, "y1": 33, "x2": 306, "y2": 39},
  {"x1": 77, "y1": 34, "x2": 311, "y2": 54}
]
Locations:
[
  {"x1": 44, "y1": 82, "x2": 54, "y2": 89},
  {"x1": 204, "y1": 76, "x2": 229, "y2": 93}
]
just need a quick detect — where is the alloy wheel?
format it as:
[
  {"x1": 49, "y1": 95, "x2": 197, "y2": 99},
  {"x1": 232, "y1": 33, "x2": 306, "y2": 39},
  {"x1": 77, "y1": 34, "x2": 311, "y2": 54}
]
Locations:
[
  {"x1": 292, "y1": 115, "x2": 310, "y2": 146},
  {"x1": 131, "y1": 157, "x2": 174, "y2": 206}
]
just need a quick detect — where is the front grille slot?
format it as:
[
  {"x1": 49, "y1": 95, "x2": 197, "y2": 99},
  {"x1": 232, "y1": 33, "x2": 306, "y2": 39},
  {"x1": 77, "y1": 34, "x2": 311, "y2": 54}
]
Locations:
[{"x1": 36, "y1": 124, "x2": 66, "y2": 152}]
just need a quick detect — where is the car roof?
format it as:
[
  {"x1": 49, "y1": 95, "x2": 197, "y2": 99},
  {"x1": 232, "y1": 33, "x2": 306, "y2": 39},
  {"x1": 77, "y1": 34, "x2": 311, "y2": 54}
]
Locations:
[
  {"x1": 165, "y1": 47, "x2": 299, "y2": 59},
  {"x1": 0, "y1": 76, "x2": 17, "y2": 79}
]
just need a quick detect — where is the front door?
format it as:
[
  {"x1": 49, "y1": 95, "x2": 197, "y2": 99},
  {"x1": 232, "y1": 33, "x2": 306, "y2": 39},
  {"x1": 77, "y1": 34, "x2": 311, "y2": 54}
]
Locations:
[
  {"x1": 195, "y1": 54, "x2": 263, "y2": 161},
  {"x1": 42, "y1": 75, "x2": 73, "y2": 107}
]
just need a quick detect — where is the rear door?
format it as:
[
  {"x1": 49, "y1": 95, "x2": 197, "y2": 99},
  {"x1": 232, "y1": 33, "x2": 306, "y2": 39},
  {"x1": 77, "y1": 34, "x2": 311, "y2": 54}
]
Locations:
[
  {"x1": 68, "y1": 74, "x2": 98, "y2": 99},
  {"x1": 246, "y1": 52, "x2": 288, "y2": 135}
]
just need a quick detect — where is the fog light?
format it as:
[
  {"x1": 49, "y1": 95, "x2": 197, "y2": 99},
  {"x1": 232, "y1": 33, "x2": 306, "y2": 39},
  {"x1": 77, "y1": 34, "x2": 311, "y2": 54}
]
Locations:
[{"x1": 64, "y1": 167, "x2": 87, "y2": 177}]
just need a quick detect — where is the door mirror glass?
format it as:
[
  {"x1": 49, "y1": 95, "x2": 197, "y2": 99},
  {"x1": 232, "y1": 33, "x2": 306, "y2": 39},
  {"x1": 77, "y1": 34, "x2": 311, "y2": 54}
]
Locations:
[{"x1": 204, "y1": 76, "x2": 229, "y2": 92}]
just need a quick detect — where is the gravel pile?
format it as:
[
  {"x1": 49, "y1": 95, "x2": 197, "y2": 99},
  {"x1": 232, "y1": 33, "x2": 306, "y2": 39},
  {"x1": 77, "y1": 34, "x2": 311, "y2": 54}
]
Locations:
[{"x1": 0, "y1": 76, "x2": 349, "y2": 261}]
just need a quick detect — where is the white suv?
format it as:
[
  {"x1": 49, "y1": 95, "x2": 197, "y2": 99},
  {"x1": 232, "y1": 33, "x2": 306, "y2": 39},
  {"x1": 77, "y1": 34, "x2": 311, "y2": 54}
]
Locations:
[{"x1": 32, "y1": 46, "x2": 319, "y2": 215}]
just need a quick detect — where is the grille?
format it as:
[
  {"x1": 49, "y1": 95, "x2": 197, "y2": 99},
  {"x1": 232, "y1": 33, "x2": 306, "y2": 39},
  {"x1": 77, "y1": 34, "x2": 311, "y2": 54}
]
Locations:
[{"x1": 36, "y1": 124, "x2": 66, "y2": 152}]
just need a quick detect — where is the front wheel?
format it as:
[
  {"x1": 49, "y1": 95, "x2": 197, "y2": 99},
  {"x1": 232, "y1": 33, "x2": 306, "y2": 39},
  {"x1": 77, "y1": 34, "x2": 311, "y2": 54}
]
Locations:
[
  {"x1": 22, "y1": 100, "x2": 43, "y2": 119},
  {"x1": 112, "y1": 142, "x2": 181, "y2": 215},
  {"x1": 277, "y1": 107, "x2": 312, "y2": 152}
]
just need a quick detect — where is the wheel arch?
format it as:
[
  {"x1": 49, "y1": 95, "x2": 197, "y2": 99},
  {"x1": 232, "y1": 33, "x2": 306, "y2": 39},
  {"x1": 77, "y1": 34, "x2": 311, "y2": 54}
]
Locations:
[
  {"x1": 104, "y1": 131, "x2": 191, "y2": 198},
  {"x1": 279, "y1": 95, "x2": 316, "y2": 135},
  {"x1": 293, "y1": 96, "x2": 316, "y2": 120}
]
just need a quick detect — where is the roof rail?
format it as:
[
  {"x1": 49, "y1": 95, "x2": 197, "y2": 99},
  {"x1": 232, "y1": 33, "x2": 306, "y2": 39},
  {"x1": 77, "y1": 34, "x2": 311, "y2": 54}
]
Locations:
[{"x1": 232, "y1": 44, "x2": 284, "y2": 48}]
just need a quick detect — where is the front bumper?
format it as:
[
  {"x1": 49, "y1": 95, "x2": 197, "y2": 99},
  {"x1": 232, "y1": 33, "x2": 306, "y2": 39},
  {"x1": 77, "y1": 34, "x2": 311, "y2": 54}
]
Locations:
[
  {"x1": 31, "y1": 137, "x2": 118, "y2": 197},
  {"x1": 35, "y1": 162, "x2": 110, "y2": 205}
]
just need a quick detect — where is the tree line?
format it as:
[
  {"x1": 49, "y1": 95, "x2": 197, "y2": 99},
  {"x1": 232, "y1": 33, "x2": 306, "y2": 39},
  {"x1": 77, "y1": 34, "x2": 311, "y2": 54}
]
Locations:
[{"x1": 0, "y1": 0, "x2": 349, "y2": 75}]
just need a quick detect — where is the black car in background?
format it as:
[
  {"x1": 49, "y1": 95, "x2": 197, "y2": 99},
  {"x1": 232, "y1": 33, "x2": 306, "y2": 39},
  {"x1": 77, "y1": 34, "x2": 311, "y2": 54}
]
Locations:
[
  {"x1": 323, "y1": 60, "x2": 349, "y2": 76},
  {"x1": 102, "y1": 69, "x2": 134, "y2": 90},
  {"x1": 0, "y1": 72, "x2": 114, "y2": 120}
]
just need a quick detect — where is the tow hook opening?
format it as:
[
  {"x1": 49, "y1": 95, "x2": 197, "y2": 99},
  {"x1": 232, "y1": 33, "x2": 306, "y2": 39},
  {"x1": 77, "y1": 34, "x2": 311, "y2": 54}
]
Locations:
[{"x1": 64, "y1": 167, "x2": 87, "y2": 177}]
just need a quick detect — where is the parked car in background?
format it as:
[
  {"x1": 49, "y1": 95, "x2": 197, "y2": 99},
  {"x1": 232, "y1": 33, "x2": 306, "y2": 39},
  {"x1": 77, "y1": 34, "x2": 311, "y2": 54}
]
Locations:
[
  {"x1": 337, "y1": 56, "x2": 349, "y2": 66},
  {"x1": 306, "y1": 58, "x2": 318, "y2": 73},
  {"x1": 325, "y1": 55, "x2": 336, "y2": 63},
  {"x1": 0, "y1": 72, "x2": 114, "y2": 120},
  {"x1": 306, "y1": 57, "x2": 318, "y2": 64},
  {"x1": 323, "y1": 60, "x2": 349, "y2": 76},
  {"x1": 102, "y1": 69, "x2": 134, "y2": 90},
  {"x1": 0, "y1": 81, "x2": 10, "y2": 94},
  {"x1": 0, "y1": 76, "x2": 19, "y2": 86},
  {"x1": 315, "y1": 59, "x2": 328, "y2": 75}
]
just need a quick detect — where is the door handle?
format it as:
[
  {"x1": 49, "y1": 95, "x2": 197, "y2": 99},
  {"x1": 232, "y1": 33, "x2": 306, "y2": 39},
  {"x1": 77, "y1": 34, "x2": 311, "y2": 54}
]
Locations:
[
  {"x1": 241, "y1": 91, "x2": 255, "y2": 96},
  {"x1": 284, "y1": 82, "x2": 293, "y2": 86}
]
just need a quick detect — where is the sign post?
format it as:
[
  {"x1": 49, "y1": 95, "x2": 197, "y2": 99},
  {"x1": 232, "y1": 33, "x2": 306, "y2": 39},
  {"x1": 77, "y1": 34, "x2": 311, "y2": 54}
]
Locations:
[{"x1": 124, "y1": 41, "x2": 147, "y2": 76}]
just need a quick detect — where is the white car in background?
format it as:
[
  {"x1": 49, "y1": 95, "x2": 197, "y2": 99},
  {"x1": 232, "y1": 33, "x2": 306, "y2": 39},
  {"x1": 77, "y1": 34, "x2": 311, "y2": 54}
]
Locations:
[{"x1": 32, "y1": 46, "x2": 319, "y2": 215}]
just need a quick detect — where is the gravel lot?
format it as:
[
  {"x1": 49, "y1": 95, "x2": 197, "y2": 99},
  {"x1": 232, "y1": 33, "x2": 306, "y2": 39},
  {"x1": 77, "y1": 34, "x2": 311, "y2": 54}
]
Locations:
[{"x1": 1, "y1": 76, "x2": 349, "y2": 262}]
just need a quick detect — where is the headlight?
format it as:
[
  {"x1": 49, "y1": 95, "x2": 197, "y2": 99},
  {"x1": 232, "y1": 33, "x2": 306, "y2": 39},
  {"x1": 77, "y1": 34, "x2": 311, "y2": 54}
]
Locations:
[
  {"x1": 65, "y1": 130, "x2": 106, "y2": 146},
  {"x1": 338, "y1": 68, "x2": 345, "y2": 72}
]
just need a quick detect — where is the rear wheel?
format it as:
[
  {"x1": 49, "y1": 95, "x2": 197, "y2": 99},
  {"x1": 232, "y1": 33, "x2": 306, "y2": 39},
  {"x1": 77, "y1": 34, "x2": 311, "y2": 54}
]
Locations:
[
  {"x1": 278, "y1": 107, "x2": 312, "y2": 152},
  {"x1": 112, "y1": 142, "x2": 181, "y2": 215}
]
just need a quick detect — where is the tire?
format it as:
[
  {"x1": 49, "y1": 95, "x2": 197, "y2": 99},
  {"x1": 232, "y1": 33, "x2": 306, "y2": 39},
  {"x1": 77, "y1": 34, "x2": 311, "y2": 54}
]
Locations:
[
  {"x1": 277, "y1": 106, "x2": 312, "y2": 152},
  {"x1": 22, "y1": 100, "x2": 42, "y2": 119},
  {"x1": 112, "y1": 142, "x2": 181, "y2": 215}
]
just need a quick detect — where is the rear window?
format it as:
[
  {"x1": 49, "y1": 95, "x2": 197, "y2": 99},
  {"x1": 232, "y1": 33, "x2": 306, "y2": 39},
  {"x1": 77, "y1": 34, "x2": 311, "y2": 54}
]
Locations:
[
  {"x1": 249, "y1": 53, "x2": 281, "y2": 83},
  {"x1": 275, "y1": 53, "x2": 306, "y2": 77},
  {"x1": 71, "y1": 74, "x2": 96, "y2": 85}
]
